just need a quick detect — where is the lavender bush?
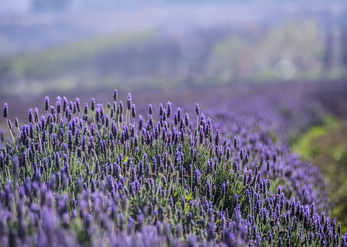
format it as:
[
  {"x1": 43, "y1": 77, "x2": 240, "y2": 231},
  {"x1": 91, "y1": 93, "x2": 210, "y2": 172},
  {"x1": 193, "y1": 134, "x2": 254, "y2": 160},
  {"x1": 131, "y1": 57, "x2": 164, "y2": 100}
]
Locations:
[{"x1": 0, "y1": 91, "x2": 345, "y2": 246}]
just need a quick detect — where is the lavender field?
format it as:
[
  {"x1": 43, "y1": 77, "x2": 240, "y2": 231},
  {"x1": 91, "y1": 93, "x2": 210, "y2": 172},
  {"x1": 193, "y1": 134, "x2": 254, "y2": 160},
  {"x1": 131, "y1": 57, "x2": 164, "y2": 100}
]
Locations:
[{"x1": 1, "y1": 0, "x2": 347, "y2": 247}]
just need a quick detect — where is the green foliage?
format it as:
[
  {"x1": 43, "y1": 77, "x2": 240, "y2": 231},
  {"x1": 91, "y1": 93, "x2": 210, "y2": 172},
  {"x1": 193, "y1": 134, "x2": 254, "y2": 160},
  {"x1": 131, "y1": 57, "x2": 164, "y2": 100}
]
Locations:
[
  {"x1": 292, "y1": 117, "x2": 347, "y2": 229},
  {"x1": 11, "y1": 32, "x2": 155, "y2": 79},
  {"x1": 292, "y1": 115, "x2": 338, "y2": 160}
]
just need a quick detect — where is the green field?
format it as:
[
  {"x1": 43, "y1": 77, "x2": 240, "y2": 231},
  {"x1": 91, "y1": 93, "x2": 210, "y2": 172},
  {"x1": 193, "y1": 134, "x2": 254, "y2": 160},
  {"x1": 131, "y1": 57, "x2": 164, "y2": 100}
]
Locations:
[{"x1": 293, "y1": 118, "x2": 347, "y2": 229}]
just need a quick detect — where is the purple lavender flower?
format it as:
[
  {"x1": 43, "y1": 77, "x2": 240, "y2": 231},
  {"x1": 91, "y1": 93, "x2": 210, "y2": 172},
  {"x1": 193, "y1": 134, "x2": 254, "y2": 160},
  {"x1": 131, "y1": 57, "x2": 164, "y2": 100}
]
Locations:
[
  {"x1": 28, "y1": 108, "x2": 33, "y2": 123},
  {"x1": 148, "y1": 104, "x2": 153, "y2": 115},
  {"x1": 3, "y1": 103, "x2": 9, "y2": 118},
  {"x1": 127, "y1": 93, "x2": 132, "y2": 111},
  {"x1": 131, "y1": 104, "x2": 136, "y2": 118},
  {"x1": 113, "y1": 89, "x2": 118, "y2": 101},
  {"x1": 195, "y1": 103, "x2": 200, "y2": 116},
  {"x1": 91, "y1": 98, "x2": 96, "y2": 111},
  {"x1": 0, "y1": 91, "x2": 342, "y2": 247},
  {"x1": 45, "y1": 96, "x2": 49, "y2": 111}
]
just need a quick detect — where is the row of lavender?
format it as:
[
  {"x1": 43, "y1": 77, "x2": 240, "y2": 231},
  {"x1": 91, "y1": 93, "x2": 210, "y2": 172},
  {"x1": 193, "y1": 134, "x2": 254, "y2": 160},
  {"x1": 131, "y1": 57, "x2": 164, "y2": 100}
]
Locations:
[{"x1": 0, "y1": 91, "x2": 345, "y2": 246}]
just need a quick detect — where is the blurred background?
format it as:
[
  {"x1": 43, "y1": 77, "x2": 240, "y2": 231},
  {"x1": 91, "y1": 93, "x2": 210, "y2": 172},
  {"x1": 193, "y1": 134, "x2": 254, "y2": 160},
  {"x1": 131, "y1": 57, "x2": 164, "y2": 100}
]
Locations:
[
  {"x1": 1, "y1": 0, "x2": 347, "y2": 96},
  {"x1": 1, "y1": 0, "x2": 347, "y2": 225}
]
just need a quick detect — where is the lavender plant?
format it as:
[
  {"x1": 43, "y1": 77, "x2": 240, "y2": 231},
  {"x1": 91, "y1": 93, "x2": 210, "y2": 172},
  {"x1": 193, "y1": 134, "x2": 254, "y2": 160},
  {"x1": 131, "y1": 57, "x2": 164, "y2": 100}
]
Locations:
[{"x1": 0, "y1": 91, "x2": 345, "y2": 247}]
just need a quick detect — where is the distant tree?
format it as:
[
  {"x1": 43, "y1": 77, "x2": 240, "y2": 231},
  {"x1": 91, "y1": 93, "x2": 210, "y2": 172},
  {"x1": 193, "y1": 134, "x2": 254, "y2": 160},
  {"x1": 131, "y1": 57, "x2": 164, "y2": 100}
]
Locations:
[
  {"x1": 32, "y1": 0, "x2": 72, "y2": 12},
  {"x1": 322, "y1": 14, "x2": 333, "y2": 73},
  {"x1": 341, "y1": 28, "x2": 347, "y2": 70},
  {"x1": 341, "y1": 11, "x2": 347, "y2": 70}
]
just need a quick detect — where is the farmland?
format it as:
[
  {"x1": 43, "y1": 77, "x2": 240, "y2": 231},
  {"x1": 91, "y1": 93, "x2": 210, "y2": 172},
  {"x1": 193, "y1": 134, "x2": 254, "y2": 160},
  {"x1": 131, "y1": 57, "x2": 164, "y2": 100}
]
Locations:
[{"x1": 1, "y1": 1, "x2": 347, "y2": 246}]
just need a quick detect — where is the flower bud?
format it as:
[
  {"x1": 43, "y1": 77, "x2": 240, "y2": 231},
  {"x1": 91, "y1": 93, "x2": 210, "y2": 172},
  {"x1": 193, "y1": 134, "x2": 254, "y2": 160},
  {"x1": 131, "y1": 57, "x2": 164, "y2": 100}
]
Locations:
[
  {"x1": 45, "y1": 96, "x2": 49, "y2": 111},
  {"x1": 195, "y1": 103, "x2": 199, "y2": 115},
  {"x1": 3, "y1": 103, "x2": 8, "y2": 118}
]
